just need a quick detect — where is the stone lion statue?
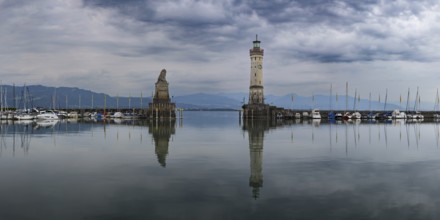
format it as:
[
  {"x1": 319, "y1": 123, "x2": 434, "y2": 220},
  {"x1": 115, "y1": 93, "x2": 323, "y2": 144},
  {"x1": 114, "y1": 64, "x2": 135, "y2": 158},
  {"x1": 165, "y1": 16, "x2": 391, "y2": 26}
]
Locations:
[{"x1": 158, "y1": 69, "x2": 167, "y2": 82}]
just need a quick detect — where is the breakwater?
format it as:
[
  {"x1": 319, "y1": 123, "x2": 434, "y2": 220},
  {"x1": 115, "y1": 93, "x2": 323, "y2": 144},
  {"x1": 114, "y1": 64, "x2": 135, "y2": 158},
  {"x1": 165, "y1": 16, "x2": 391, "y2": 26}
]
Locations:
[{"x1": 283, "y1": 109, "x2": 439, "y2": 119}]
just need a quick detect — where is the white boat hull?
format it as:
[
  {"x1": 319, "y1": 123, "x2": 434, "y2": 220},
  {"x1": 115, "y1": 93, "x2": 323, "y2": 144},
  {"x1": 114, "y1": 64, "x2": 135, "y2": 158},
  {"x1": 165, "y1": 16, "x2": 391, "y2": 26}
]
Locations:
[{"x1": 14, "y1": 114, "x2": 35, "y2": 120}]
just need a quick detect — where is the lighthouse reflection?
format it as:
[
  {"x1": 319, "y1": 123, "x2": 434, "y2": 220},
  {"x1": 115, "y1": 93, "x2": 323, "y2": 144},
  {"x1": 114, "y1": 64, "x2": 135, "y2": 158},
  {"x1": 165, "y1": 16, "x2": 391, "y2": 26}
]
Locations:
[
  {"x1": 242, "y1": 119, "x2": 271, "y2": 199},
  {"x1": 147, "y1": 119, "x2": 176, "y2": 167},
  {"x1": 242, "y1": 119, "x2": 296, "y2": 199}
]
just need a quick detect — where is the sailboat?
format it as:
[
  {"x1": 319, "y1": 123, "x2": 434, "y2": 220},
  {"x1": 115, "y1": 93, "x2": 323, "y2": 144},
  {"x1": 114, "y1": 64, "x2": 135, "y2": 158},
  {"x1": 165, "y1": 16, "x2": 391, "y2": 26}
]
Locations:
[
  {"x1": 309, "y1": 94, "x2": 321, "y2": 119},
  {"x1": 366, "y1": 92, "x2": 376, "y2": 120},
  {"x1": 392, "y1": 93, "x2": 406, "y2": 119},
  {"x1": 413, "y1": 87, "x2": 424, "y2": 120},
  {"x1": 112, "y1": 94, "x2": 123, "y2": 118},
  {"x1": 14, "y1": 84, "x2": 36, "y2": 120},
  {"x1": 382, "y1": 89, "x2": 392, "y2": 120},
  {"x1": 376, "y1": 89, "x2": 392, "y2": 120},
  {"x1": 405, "y1": 88, "x2": 413, "y2": 119},
  {"x1": 342, "y1": 82, "x2": 352, "y2": 120},
  {"x1": 334, "y1": 92, "x2": 342, "y2": 120},
  {"x1": 0, "y1": 85, "x2": 14, "y2": 120},
  {"x1": 351, "y1": 89, "x2": 361, "y2": 120},
  {"x1": 392, "y1": 91, "x2": 407, "y2": 119}
]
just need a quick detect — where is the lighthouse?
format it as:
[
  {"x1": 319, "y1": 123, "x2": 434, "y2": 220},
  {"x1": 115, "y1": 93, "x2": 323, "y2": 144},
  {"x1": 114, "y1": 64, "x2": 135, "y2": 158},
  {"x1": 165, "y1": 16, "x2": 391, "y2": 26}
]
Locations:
[
  {"x1": 242, "y1": 35, "x2": 280, "y2": 119},
  {"x1": 248, "y1": 35, "x2": 265, "y2": 105}
]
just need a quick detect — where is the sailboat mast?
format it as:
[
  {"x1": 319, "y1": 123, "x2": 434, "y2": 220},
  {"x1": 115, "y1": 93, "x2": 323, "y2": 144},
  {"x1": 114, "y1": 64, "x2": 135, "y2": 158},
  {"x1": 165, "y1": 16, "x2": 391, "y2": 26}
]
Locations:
[
  {"x1": 384, "y1": 89, "x2": 388, "y2": 111},
  {"x1": 330, "y1": 84, "x2": 332, "y2": 111},
  {"x1": 434, "y1": 89, "x2": 438, "y2": 111},
  {"x1": 414, "y1": 87, "x2": 419, "y2": 111},
  {"x1": 23, "y1": 84, "x2": 27, "y2": 111},
  {"x1": 353, "y1": 89, "x2": 357, "y2": 111},
  {"x1": 335, "y1": 93, "x2": 338, "y2": 110},
  {"x1": 52, "y1": 88, "x2": 56, "y2": 110},
  {"x1": 0, "y1": 82, "x2": 3, "y2": 112},
  {"x1": 3, "y1": 89, "x2": 7, "y2": 111},
  {"x1": 345, "y1": 82, "x2": 348, "y2": 112},
  {"x1": 13, "y1": 83, "x2": 16, "y2": 110},
  {"x1": 116, "y1": 94, "x2": 119, "y2": 111},
  {"x1": 129, "y1": 93, "x2": 131, "y2": 110},
  {"x1": 434, "y1": 89, "x2": 440, "y2": 111},
  {"x1": 369, "y1": 92, "x2": 371, "y2": 112},
  {"x1": 399, "y1": 94, "x2": 402, "y2": 110},
  {"x1": 26, "y1": 86, "x2": 34, "y2": 109},
  {"x1": 140, "y1": 91, "x2": 143, "y2": 109},
  {"x1": 104, "y1": 94, "x2": 107, "y2": 115}
]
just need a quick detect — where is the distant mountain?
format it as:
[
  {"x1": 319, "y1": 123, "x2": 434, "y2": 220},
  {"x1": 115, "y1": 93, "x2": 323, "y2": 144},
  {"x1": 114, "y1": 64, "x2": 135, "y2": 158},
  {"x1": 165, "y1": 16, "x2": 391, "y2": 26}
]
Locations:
[
  {"x1": 217, "y1": 92, "x2": 248, "y2": 103},
  {"x1": 265, "y1": 93, "x2": 434, "y2": 111},
  {"x1": 265, "y1": 93, "x2": 401, "y2": 111},
  {"x1": 174, "y1": 93, "x2": 242, "y2": 109},
  {"x1": 0, "y1": 85, "x2": 150, "y2": 109},
  {"x1": 0, "y1": 84, "x2": 434, "y2": 111}
]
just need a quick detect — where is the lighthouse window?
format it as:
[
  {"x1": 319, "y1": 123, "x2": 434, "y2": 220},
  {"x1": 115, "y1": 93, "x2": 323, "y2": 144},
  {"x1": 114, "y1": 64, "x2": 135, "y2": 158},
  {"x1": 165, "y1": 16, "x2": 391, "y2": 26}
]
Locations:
[{"x1": 255, "y1": 73, "x2": 256, "y2": 76}]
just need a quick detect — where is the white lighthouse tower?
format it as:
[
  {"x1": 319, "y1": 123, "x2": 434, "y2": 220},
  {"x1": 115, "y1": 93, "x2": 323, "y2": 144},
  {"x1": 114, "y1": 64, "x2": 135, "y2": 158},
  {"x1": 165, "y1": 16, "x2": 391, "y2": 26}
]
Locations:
[{"x1": 248, "y1": 35, "x2": 264, "y2": 105}]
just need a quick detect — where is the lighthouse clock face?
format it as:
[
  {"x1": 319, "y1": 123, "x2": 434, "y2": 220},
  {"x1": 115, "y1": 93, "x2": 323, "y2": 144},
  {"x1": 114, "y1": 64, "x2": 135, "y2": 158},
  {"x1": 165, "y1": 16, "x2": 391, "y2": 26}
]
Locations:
[{"x1": 258, "y1": 64, "x2": 262, "y2": 69}]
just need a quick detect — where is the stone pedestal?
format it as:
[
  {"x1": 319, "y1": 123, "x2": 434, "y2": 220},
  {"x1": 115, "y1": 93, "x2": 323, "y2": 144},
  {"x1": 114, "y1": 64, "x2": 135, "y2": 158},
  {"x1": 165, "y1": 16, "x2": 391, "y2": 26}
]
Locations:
[{"x1": 242, "y1": 104, "x2": 271, "y2": 119}]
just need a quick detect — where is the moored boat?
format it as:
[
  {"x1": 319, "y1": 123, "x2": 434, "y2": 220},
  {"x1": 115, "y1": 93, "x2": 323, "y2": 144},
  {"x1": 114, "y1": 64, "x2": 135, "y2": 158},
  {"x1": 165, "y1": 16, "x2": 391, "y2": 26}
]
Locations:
[
  {"x1": 328, "y1": 111, "x2": 335, "y2": 120},
  {"x1": 68, "y1": 111, "x2": 79, "y2": 118},
  {"x1": 36, "y1": 110, "x2": 59, "y2": 120},
  {"x1": 342, "y1": 112, "x2": 352, "y2": 120},
  {"x1": 366, "y1": 112, "x2": 376, "y2": 120},
  {"x1": 311, "y1": 109, "x2": 321, "y2": 119},
  {"x1": 112, "y1": 112, "x2": 124, "y2": 118},
  {"x1": 335, "y1": 112, "x2": 343, "y2": 120},
  {"x1": 14, "y1": 113, "x2": 35, "y2": 120},
  {"x1": 302, "y1": 112, "x2": 309, "y2": 119},
  {"x1": 351, "y1": 112, "x2": 361, "y2": 119},
  {"x1": 413, "y1": 111, "x2": 424, "y2": 119},
  {"x1": 391, "y1": 109, "x2": 406, "y2": 119}
]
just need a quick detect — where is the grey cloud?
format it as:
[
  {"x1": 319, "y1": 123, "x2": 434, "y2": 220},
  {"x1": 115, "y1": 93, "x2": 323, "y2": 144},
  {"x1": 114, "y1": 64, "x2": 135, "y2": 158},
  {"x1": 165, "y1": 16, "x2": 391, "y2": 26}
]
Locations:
[
  {"x1": 83, "y1": 0, "x2": 233, "y2": 28},
  {"x1": 1, "y1": 0, "x2": 440, "y2": 97},
  {"x1": 82, "y1": 0, "x2": 440, "y2": 63},
  {"x1": 81, "y1": 0, "x2": 250, "y2": 63}
]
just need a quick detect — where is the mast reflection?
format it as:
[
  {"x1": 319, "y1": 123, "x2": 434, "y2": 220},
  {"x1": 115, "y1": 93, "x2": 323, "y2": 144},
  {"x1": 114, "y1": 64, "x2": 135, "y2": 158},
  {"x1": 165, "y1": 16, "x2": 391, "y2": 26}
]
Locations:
[
  {"x1": 0, "y1": 122, "x2": 34, "y2": 156},
  {"x1": 148, "y1": 119, "x2": 176, "y2": 168}
]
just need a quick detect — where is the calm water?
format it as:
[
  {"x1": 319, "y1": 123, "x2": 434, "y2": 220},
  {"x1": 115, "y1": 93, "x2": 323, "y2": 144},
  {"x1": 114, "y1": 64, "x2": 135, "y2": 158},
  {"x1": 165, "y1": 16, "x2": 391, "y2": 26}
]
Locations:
[{"x1": 2, "y1": 112, "x2": 440, "y2": 219}]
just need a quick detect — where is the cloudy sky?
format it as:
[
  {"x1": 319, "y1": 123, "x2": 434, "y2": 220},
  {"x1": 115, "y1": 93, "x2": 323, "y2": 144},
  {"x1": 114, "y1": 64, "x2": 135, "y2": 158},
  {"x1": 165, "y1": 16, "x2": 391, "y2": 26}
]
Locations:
[{"x1": 1, "y1": 0, "x2": 440, "y2": 102}]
